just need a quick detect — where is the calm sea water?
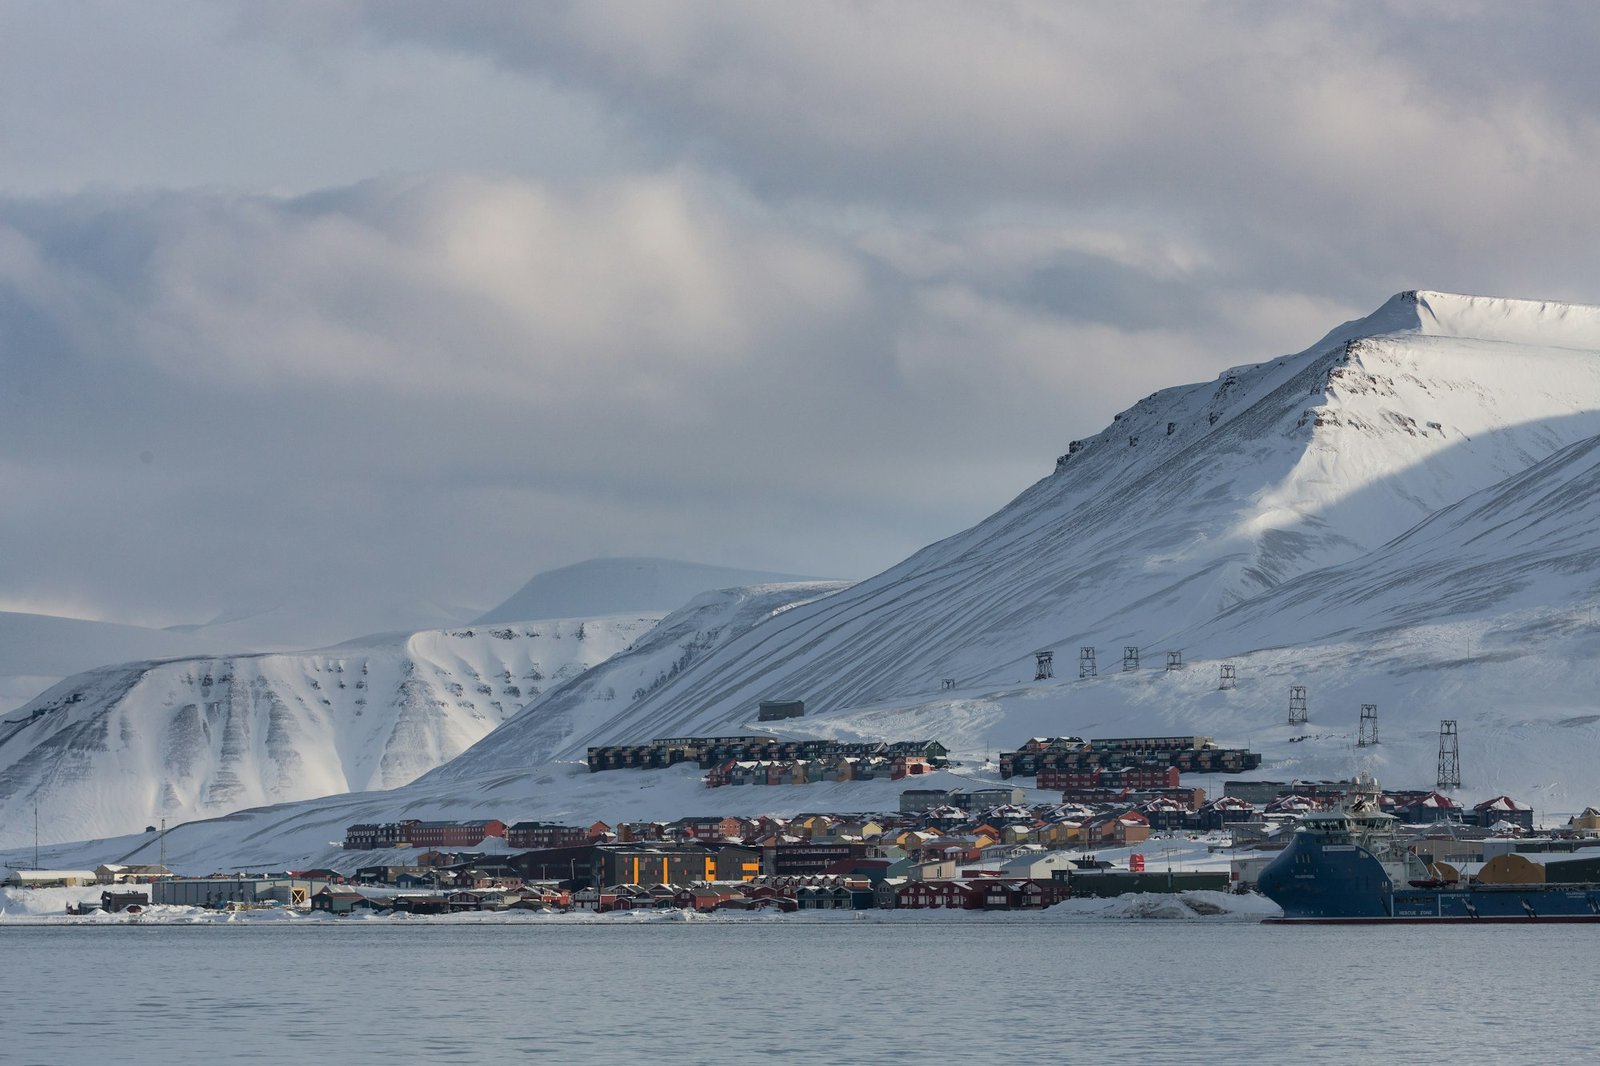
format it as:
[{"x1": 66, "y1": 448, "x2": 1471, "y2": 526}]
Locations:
[{"x1": 3, "y1": 916, "x2": 1597, "y2": 1065}]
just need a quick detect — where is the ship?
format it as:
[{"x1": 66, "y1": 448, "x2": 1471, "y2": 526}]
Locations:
[{"x1": 1257, "y1": 773, "x2": 1600, "y2": 922}]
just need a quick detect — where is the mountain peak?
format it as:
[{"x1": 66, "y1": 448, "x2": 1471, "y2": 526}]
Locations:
[{"x1": 1345, "y1": 289, "x2": 1600, "y2": 350}]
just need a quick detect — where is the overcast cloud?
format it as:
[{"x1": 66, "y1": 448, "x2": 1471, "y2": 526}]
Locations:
[{"x1": 3, "y1": 1, "x2": 1599, "y2": 635}]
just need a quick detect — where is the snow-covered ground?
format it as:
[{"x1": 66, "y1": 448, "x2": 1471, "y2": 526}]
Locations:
[{"x1": 0, "y1": 896, "x2": 1279, "y2": 924}]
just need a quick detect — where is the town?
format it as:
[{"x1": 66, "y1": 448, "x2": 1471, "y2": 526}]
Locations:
[{"x1": 11, "y1": 733, "x2": 1592, "y2": 921}]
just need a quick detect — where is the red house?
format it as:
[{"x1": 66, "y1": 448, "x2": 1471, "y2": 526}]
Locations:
[
  {"x1": 407, "y1": 819, "x2": 508, "y2": 849},
  {"x1": 894, "y1": 880, "x2": 987, "y2": 910}
]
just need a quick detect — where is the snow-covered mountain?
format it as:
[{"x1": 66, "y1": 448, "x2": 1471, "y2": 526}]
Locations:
[
  {"x1": 0, "y1": 616, "x2": 657, "y2": 848},
  {"x1": 546, "y1": 291, "x2": 1600, "y2": 744},
  {"x1": 14, "y1": 289, "x2": 1600, "y2": 872},
  {"x1": 474, "y1": 558, "x2": 823, "y2": 624}
]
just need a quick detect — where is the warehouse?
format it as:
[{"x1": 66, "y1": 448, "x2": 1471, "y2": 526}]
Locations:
[{"x1": 151, "y1": 875, "x2": 330, "y2": 908}]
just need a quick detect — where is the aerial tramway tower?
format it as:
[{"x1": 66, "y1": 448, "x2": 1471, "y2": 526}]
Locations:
[{"x1": 1437, "y1": 720, "x2": 1461, "y2": 790}]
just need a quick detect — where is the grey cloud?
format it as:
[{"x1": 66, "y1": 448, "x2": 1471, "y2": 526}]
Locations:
[
  {"x1": 3, "y1": 174, "x2": 1258, "y2": 627},
  {"x1": 4, "y1": 2, "x2": 1597, "y2": 636},
  {"x1": 302, "y1": 1, "x2": 1600, "y2": 304}
]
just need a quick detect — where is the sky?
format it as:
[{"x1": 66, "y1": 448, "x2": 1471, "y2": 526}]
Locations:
[{"x1": 3, "y1": 1, "x2": 1600, "y2": 637}]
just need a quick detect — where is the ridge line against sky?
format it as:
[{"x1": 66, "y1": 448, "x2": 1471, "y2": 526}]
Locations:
[{"x1": 2, "y1": 1, "x2": 1599, "y2": 637}]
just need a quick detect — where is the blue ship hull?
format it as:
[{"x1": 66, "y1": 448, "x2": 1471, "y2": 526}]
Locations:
[{"x1": 1258, "y1": 829, "x2": 1600, "y2": 923}]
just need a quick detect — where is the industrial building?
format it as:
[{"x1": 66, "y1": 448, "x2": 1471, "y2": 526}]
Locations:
[{"x1": 151, "y1": 875, "x2": 331, "y2": 908}]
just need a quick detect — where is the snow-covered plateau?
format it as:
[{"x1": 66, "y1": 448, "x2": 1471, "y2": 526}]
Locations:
[{"x1": 10, "y1": 289, "x2": 1600, "y2": 874}]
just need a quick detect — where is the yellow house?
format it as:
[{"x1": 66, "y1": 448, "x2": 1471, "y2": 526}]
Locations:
[
  {"x1": 791, "y1": 814, "x2": 834, "y2": 837},
  {"x1": 1568, "y1": 807, "x2": 1600, "y2": 834},
  {"x1": 1035, "y1": 822, "x2": 1078, "y2": 847}
]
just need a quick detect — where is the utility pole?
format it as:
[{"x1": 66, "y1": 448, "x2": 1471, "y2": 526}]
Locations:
[{"x1": 34, "y1": 801, "x2": 40, "y2": 870}]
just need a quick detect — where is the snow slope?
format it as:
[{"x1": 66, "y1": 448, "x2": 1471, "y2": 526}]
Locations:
[
  {"x1": 0, "y1": 616, "x2": 657, "y2": 848},
  {"x1": 474, "y1": 558, "x2": 824, "y2": 624},
  {"x1": 1196, "y1": 430, "x2": 1600, "y2": 648},
  {"x1": 433, "y1": 581, "x2": 850, "y2": 778},
  {"x1": 824, "y1": 419, "x2": 1600, "y2": 809}
]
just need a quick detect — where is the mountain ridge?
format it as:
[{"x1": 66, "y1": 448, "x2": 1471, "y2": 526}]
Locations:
[{"x1": 473, "y1": 557, "x2": 828, "y2": 624}]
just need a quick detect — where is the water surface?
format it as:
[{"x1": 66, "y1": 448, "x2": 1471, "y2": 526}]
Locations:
[{"x1": 3, "y1": 917, "x2": 1594, "y2": 1064}]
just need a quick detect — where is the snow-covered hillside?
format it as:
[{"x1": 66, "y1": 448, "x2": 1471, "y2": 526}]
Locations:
[
  {"x1": 0, "y1": 616, "x2": 657, "y2": 848},
  {"x1": 803, "y1": 424, "x2": 1600, "y2": 812},
  {"x1": 474, "y1": 558, "x2": 823, "y2": 624},
  {"x1": 433, "y1": 581, "x2": 850, "y2": 778}
]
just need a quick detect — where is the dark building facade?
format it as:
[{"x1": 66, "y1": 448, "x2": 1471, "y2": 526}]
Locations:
[
  {"x1": 506, "y1": 822, "x2": 590, "y2": 850},
  {"x1": 758, "y1": 700, "x2": 806, "y2": 721}
]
